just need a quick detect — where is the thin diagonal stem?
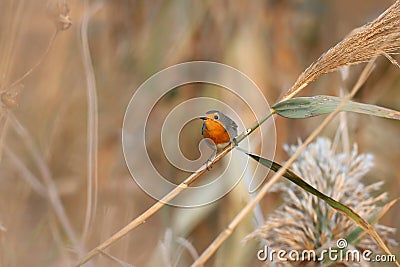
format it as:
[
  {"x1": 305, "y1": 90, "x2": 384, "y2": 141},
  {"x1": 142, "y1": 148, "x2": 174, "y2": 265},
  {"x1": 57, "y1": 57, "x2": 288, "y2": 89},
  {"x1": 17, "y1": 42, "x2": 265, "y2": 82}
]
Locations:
[
  {"x1": 5, "y1": 30, "x2": 58, "y2": 91},
  {"x1": 75, "y1": 111, "x2": 275, "y2": 266},
  {"x1": 8, "y1": 112, "x2": 82, "y2": 253}
]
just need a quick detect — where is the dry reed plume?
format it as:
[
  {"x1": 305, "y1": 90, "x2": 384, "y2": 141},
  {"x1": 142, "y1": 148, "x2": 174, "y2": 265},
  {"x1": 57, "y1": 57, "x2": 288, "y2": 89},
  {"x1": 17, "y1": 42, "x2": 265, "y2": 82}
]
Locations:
[
  {"x1": 284, "y1": 0, "x2": 400, "y2": 99},
  {"x1": 245, "y1": 138, "x2": 397, "y2": 266}
]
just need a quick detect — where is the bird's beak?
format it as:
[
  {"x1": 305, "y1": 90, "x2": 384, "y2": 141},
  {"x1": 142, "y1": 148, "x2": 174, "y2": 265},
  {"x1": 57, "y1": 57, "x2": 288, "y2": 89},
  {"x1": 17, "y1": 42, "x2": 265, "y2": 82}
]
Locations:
[{"x1": 199, "y1": 116, "x2": 207, "y2": 120}]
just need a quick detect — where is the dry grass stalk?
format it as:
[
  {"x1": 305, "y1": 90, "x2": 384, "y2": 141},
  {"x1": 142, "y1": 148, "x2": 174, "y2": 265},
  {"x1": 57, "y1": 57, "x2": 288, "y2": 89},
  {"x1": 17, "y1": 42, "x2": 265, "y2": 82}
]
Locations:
[
  {"x1": 159, "y1": 229, "x2": 200, "y2": 267},
  {"x1": 80, "y1": 0, "x2": 102, "y2": 244},
  {"x1": 75, "y1": 143, "x2": 235, "y2": 266},
  {"x1": 283, "y1": 0, "x2": 400, "y2": 100},
  {"x1": 6, "y1": 113, "x2": 82, "y2": 252}
]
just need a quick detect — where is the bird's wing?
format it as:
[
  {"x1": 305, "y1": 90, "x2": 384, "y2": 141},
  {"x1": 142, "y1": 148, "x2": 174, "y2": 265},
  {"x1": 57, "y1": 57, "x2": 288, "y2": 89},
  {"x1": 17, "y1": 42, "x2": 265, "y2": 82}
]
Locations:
[{"x1": 228, "y1": 120, "x2": 238, "y2": 141}]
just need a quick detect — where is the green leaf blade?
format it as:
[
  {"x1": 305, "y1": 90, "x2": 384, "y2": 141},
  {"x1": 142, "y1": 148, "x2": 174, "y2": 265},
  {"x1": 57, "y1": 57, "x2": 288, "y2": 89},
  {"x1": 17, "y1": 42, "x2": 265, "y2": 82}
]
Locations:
[
  {"x1": 273, "y1": 95, "x2": 400, "y2": 120},
  {"x1": 245, "y1": 152, "x2": 397, "y2": 263}
]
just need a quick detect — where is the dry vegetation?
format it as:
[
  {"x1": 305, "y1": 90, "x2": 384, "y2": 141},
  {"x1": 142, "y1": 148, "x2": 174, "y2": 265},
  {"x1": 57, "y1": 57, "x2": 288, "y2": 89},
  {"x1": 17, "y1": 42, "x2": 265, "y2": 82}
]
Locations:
[{"x1": 0, "y1": 0, "x2": 399, "y2": 267}]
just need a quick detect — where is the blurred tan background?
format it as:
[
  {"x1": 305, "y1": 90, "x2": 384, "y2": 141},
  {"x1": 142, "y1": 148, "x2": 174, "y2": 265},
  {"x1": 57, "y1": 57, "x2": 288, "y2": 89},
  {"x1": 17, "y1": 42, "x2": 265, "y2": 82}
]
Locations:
[{"x1": 0, "y1": 0, "x2": 398, "y2": 266}]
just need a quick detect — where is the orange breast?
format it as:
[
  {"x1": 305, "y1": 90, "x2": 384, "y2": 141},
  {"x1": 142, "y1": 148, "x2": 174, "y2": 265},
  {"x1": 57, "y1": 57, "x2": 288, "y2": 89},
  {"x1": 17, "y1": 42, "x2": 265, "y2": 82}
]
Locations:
[{"x1": 203, "y1": 120, "x2": 230, "y2": 144}]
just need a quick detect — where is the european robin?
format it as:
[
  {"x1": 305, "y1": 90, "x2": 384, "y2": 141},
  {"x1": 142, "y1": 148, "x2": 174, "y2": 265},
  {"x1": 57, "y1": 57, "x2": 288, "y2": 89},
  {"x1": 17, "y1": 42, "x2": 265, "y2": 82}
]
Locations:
[{"x1": 200, "y1": 110, "x2": 238, "y2": 167}]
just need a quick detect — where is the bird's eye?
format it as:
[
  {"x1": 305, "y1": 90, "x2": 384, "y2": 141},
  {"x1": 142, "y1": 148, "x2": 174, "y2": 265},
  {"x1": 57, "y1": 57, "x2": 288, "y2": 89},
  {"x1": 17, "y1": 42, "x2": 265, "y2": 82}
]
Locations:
[{"x1": 214, "y1": 115, "x2": 219, "y2": 120}]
